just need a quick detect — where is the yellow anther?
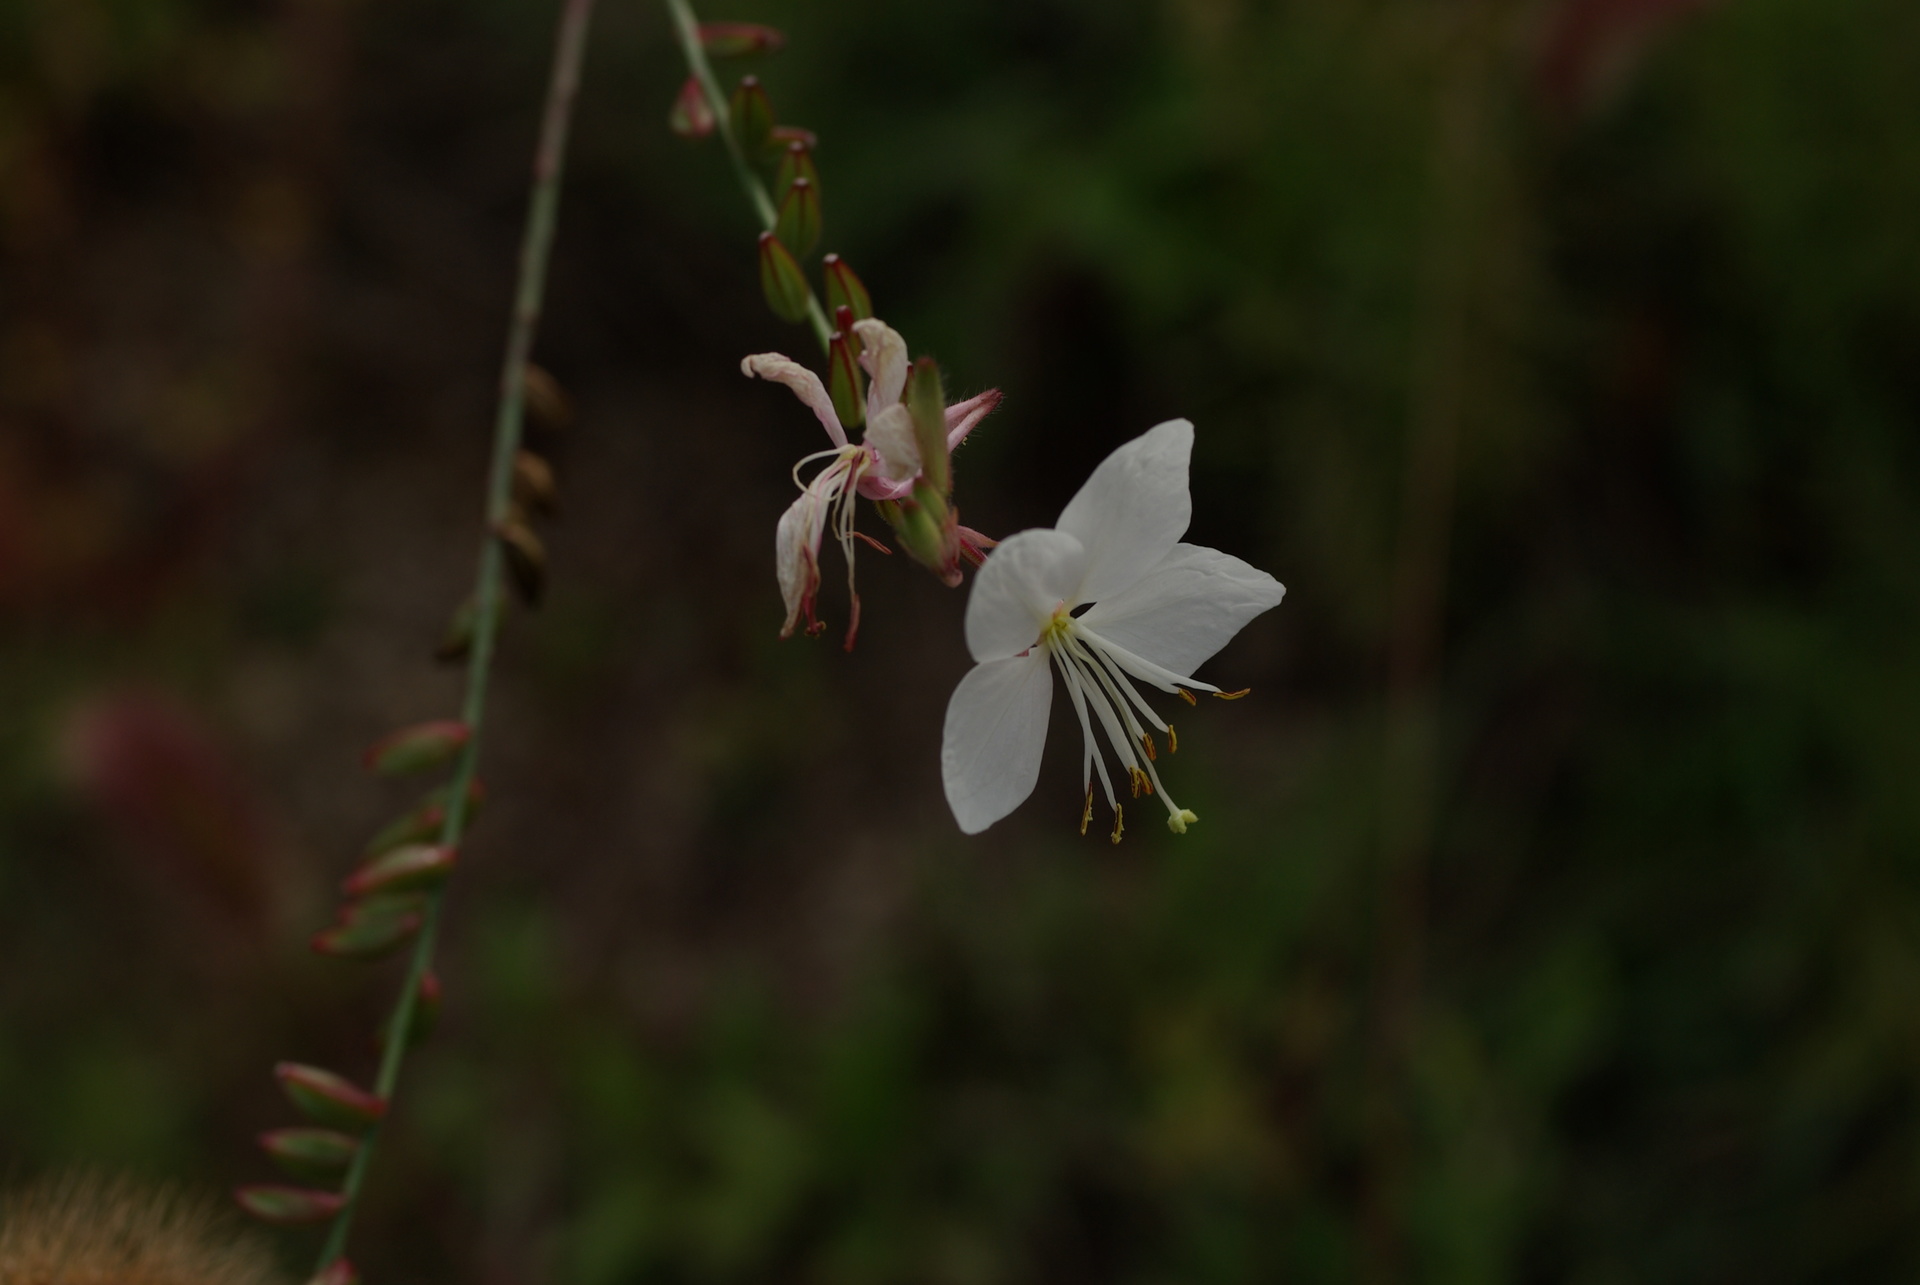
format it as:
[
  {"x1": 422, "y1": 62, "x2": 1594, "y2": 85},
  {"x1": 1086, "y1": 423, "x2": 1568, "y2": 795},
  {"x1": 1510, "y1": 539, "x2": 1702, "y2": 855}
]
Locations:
[
  {"x1": 1079, "y1": 786, "x2": 1093, "y2": 836},
  {"x1": 1139, "y1": 731, "x2": 1158, "y2": 761},
  {"x1": 1129, "y1": 767, "x2": 1153, "y2": 797},
  {"x1": 1213, "y1": 687, "x2": 1251, "y2": 700},
  {"x1": 1110, "y1": 805, "x2": 1125, "y2": 845},
  {"x1": 1167, "y1": 808, "x2": 1198, "y2": 835},
  {"x1": 1175, "y1": 687, "x2": 1198, "y2": 706},
  {"x1": 1167, "y1": 724, "x2": 1178, "y2": 753}
]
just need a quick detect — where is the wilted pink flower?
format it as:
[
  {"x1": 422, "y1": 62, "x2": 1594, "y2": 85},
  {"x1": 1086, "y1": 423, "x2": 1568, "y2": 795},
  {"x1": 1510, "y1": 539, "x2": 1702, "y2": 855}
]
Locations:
[{"x1": 743, "y1": 318, "x2": 1000, "y2": 648}]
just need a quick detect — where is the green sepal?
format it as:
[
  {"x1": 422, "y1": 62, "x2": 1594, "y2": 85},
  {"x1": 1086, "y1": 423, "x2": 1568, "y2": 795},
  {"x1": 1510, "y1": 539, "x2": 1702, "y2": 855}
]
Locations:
[{"x1": 906, "y1": 357, "x2": 949, "y2": 495}]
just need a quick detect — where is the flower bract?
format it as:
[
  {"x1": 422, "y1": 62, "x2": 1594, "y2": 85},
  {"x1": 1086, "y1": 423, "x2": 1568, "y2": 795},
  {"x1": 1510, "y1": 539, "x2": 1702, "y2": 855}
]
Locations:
[{"x1": 940, "y1": 419, "x2": 1285, "y2": 837}]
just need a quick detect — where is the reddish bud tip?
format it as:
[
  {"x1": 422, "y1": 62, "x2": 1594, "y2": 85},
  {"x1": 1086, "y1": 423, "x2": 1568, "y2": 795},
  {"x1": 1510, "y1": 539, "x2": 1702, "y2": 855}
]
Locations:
[
  {"x1": 362, "y1": 720, "x2": 470, "y2": 777},
  {"x1": 235, "y1": 1185, "x2": 344, "y2": 1226},
  {"x1": 698, "y1": 21, "x2": 786, "y2": 57},
  {"x1": 668, "y1": 75, "x2": 717, "y2": 139},
  {"x1": 343, "y1": 843, "x2": 457, "y2": 899},
  {"x1": 275, "y1": 1063, "x2": 387, "y2": 1131}
]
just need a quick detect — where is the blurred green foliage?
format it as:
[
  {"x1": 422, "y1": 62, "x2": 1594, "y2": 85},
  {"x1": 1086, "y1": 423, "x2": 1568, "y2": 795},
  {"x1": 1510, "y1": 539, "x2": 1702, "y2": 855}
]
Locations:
[{"x1": 5, "y1": 0, "x2": 1920, "y2": 1281}]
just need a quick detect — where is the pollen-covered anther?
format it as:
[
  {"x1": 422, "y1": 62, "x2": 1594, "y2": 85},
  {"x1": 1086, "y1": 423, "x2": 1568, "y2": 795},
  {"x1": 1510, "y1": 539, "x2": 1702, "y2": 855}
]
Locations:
[
  {"x1": 1213, "y1": 687, "x2": 1252, "y2": 700},
  {"x1": 1129, "y1": 767, "x2": 1153, "y2": 797},
  {"x1": 1080, "y1": 786, "x2": 1093, "y2": 836},
  {"x1": 1176, "y1": 687, "x2": 1198, "y2": 706},
  {"x1": 1110, "y1": 805, "x2": 1125, "y2": 845},
  {"x1": 1167, "y1": 808, "x2": 1198, "y2": 835},
  {"x1": 1167, "y1": 724, "x2": 1178, "y2": 753},
  {"x1": 1139, "y1": 731, "x2": 1157, "y2": 761}
]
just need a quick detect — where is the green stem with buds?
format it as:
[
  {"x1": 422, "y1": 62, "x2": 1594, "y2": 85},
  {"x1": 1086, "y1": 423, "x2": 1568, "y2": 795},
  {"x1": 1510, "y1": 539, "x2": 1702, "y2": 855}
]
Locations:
[
  {"x1": 312, "y1": 0, "x2": 597, "y2": 1271},
  {"x1": 663, "y1": 0, "x2": 833, "y2": 353}
]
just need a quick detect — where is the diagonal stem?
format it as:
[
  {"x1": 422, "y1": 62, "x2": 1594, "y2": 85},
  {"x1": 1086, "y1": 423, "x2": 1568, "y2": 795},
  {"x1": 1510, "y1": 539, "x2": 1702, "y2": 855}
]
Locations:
[
  {"x1": 663, "y1": 0, "x2": 833, "y2": 353},
  {"x1": 312, "y1": 0, "x2": 596, "y2": 1271}
]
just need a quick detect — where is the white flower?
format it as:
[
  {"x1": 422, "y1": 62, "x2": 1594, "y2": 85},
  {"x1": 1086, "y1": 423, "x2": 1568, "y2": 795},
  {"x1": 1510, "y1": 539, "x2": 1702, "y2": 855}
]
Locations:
[{"x1": 940, "y1": 419, "x2": 1285, "y2": 838}]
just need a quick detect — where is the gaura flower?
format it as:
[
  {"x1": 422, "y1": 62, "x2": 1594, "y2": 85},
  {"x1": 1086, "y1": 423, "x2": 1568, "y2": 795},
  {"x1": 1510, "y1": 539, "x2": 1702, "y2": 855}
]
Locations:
[
  {"x1": 743, "y1": 318, "x2": 1000, "y2": 649},
  {"x1": 940, "y1": 419, "x2": 1285, "y2": 838}
]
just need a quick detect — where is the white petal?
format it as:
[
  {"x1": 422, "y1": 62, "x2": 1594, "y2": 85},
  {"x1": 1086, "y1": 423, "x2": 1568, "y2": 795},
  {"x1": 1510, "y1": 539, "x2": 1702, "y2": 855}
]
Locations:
[
  {"x1": 742, "y1": 353, "x2": 847, "y2": 448},
  {"x1": 964, "y1": 528, "x2": 1085, "y2": 662},
  {"x1": 942, "y1": 651, "x2": 1053, "y2": 834},
  {"x1": 1055, "y1": 418, "x2": 1193, "y2": 604},
  {"x1": 773, "y1": 469, "x2": 838, "y2": 636},
  {"x1": 1078, "y1": 542, "x2": 1285, "y2": 676},
  {"x1": 862, "y1": 402, "x2": 921, "y2": 482},
  {"x1": 852, "y1": 318, "x2": 909, "y2": 413}
]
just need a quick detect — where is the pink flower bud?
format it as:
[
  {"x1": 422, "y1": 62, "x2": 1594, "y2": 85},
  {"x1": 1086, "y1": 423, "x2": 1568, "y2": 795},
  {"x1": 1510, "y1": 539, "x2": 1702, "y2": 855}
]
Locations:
[
  {"x1": 361, "y1": 720, "x2": 470, "y2": 776},
  {"x1": 234, "y1": 1185, "x2": 345, "y2": 1226},
  {"x1": 822, "y1": 254, "x2": 873, "y2": 323},
  {"x1": 828, "y1": 331, "x2": 865, "y2": 430},
  {"x1": 729, "y1": 75, "x2": 774, "y2": 154},
  {"x1": 774, "y1": 176, "x2": 821, "y2": 258},
  {"x1": 311, "y1": 898, "x2": 425, "y2": 961},
  {"x1": 758, "y1": 231, "x2": 812, "y2": 324},
  {"x1": 775, "y1": 140, "x2": 820, "y2": 198},
  {"x1": 275, "y1": 1063, "x2": 387, "y2": 1131},
  {"x1": 342, "y1": 843, "x2": 457, "y2": 899},
  {"x1": 668, "y1": 75, "x2": 716, "y2": 139},
  {"x1": 768, "y1": 124, "x2": 817, "y2": 150},
  {"x1": 698, "y1": 21, "x2": 786, "y2": 57},
  {"x1": 363, "y1": 780, "x2": 485, "y2": 856},
  {"x1": 259, "y1": 1127, "x2": 360, "y2": 1183}
]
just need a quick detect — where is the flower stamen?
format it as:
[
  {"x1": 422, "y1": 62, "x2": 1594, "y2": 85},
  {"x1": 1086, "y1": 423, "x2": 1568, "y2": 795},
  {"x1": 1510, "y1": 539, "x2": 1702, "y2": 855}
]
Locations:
[
  {"x1": 1110, "y1": 804, "x2": 1124, "y2": 845},
  {"x1": 1214, "y1": 688, "x2": 1252, "y2": 700}
]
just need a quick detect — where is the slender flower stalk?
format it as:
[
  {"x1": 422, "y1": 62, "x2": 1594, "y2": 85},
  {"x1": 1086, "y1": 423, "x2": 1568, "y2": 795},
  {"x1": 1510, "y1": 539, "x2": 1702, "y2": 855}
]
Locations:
[
  {"x1": 308, "y1": 0, "x2": 597, "y2": 1272},
  {"x1": 663, "y1": 0, "x2": 832, "y2": 352}
]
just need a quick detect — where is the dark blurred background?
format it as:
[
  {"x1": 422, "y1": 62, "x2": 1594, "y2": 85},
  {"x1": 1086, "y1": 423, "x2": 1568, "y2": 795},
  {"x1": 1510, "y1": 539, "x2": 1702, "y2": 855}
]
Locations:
[{"x1": 6, "y1": 0, "x2": 1920, "y2": 1280}]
